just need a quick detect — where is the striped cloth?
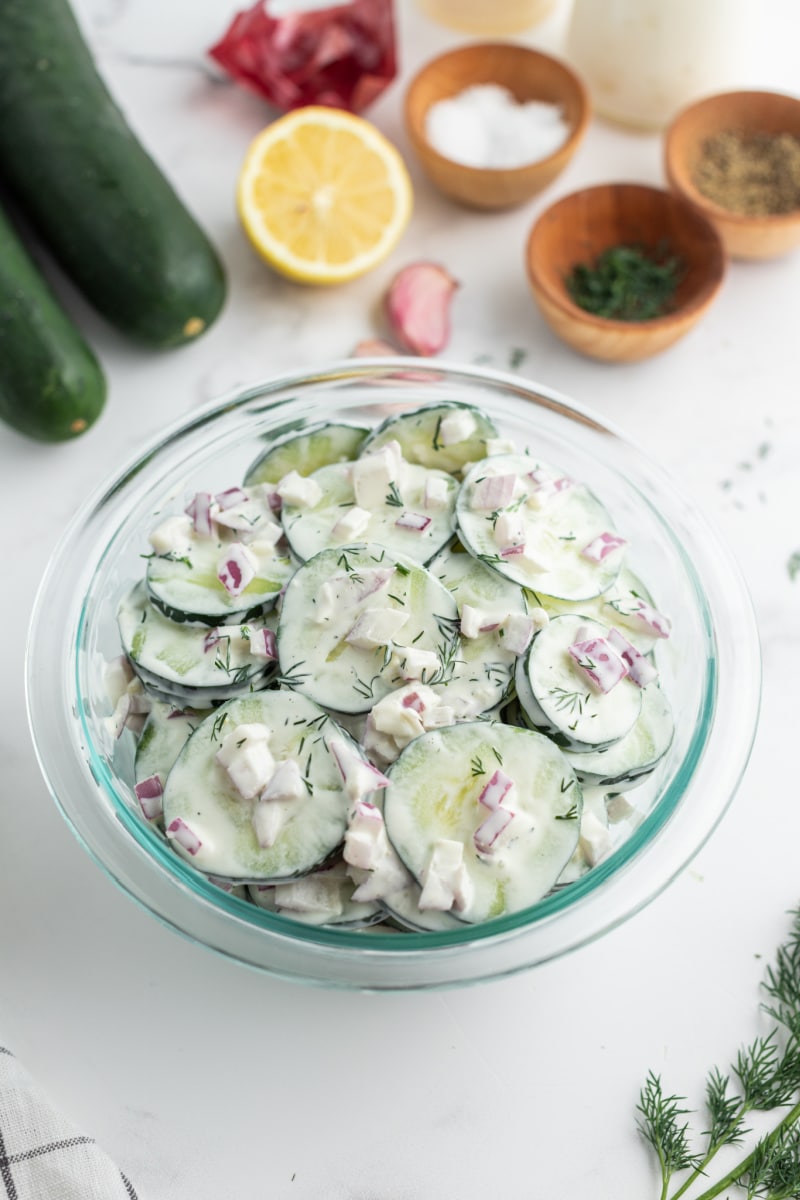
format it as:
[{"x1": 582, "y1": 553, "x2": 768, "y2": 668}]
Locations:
[{"x1": 0, "y1": 1047, "x2": 141, "y2": 1200}]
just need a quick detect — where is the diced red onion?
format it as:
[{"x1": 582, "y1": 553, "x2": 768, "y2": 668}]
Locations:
[
  {"x1": 502, "y1": 613, "x2": 534, "y2": 655},
  {"x1": 134, "y1": 775, "x2": 163, "y2": 820},
  {"x1": 108, "y1": 684, "x2": 149, "y2": 735},
  {"x1": 349, "y1": 566, "x2": 395, "y2": 603},
  {"x1": 185, "y1": 491, "x2": 214, "y2": 537},
  {"x1": 249, "y1": 627, "x2": 278, "y2": 661},
  {"x1": 470, "y1": 473, "x2": 516, "y2": 511},
  {"x1": 353, "y1": 799, "x2": 383, "y2": 822},
  {"x1": 631, "y1": 601, "x2": 672, "y2": 639},
  {"x1": 479, "y1": 619, "x2": 501, "y2": 633},
  {"x1": 528, "y1": 470, "x2": 573, "y2": 505},
  {"x1": 500, "y1": 543, "x2": 525, "y2": 558},
  {"x1": 568, "y1": 636, "x2": 629, "y2": 693},
  {"x1": 474, "y1": 805, "x2": 514, "y2": 853},
  {"x1": 607, "y1": 628, "x2": 659, "y2": 688},
  {"x1": 266, "y1": 491, "x2": 282, "y2": 514},
  {"x1": 329, "y1": 737, "x2": 391, "y2": 798},
  {"x1": 395, "y1": 511, "x2": 431, "y2": 532},
  {"x1": 217, "y1": 543, "x2": 257, "y2": 596},
  {"x1": 203, "y1": 627, "x2": 223, "y2": 653},
  {"x1": 402, "y1": 691, "x2": 425, "y2": 713},
  {"x1": 478, "y1": 768, "x2": 515, "y2": 811},
  {"x1": 209, "y1": 876, "x2": 237, "y2": 893},
  {"x1": 166, "y1": 707, "x2": 197, "y2": 720},
  {"x1": 581, "y1": 532, "x2": 627, "y2": 563},
  {"x1": 166, "y1": 817, "x2": 202, "y2": 855},
  {"x1": 215, "y1": 486, "x2": 248, "y2": 511}
]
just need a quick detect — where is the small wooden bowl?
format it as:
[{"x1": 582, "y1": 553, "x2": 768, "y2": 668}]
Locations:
[
  {"x1": 665, "y1": 90, "x2": 800, "y2": 260},
  {"x1": 526, "y1": 183, "x2": 726, "y2": 363},
  {"x1": 404, "y1": 43, "x2": 590, "y2": 211}
]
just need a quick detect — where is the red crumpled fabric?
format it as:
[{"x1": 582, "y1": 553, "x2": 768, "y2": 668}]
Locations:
[{"x1": 209, "y1": 0, "x2": 398, "y2": 114}]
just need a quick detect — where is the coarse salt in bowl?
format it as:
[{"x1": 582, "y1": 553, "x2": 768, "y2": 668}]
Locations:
[
  {"x1": 404, "y1": 43, "x2": 590, "y2": 210},
  {"x1": 26, "y1": 360, "x2": 759, "y2": 990}
]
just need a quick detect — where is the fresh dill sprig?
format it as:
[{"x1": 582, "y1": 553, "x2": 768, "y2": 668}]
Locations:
[
  {"x1": 385, "y1": 481, "x2": 403, "y2": 508},
  {"x1": 637, "y1": 906, "x2": 800, "y2": 1200}
]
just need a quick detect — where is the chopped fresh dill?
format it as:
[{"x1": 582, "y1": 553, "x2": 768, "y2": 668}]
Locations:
[
  {"x1": 549, "y1": 687, "x2": 588, "y2": 715},
  {"x1": 210, "y1": 711, "x2": 228, "y2": 742},
  {"x1": 470, "y1": 756, "x2": 485, "y2": 777},
  {"x1": 385, "y1": 481, "x2": 403, "y2": 508},
  {"x1": 566, "y1": 243, "x2": 684, "y2": 322}
]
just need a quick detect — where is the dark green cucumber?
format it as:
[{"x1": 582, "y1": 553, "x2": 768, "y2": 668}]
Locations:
[
  {"x1": 0, "y1": 203, "x2": 105, "y2": 441},
  {"x1": 0, "y1": 0, "x2": 226, "y2": 348}
]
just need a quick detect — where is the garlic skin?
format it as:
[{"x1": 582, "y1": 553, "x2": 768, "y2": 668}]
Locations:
[{"x1": 384, "y1": 262, "x2": 459, "y2": 356}]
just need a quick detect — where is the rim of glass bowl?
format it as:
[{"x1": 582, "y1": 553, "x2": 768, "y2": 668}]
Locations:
[{"x1": 26, "y1": 359, "x2": 761, "y2": 990}]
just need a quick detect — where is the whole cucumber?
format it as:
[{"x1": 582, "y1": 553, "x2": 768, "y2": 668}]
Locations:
[
  {"x1": 0, "y1": 203, "x2": 106, "y2": 442},
  {"x1": 0, "y1": 0, "x2": 226, "y2": 348}
]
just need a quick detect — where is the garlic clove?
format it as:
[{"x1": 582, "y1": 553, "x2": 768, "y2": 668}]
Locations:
[{"x1": 384, "y1": 262, "x2": 459, "y2": 356}]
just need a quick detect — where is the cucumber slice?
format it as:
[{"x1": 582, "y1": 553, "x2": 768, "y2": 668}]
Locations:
[
  {"x1": 428, "y1": 540, "x2": 528, "y2": 717},
  {"x1": 534, "y1": 567, "x2": 662, "y2": 654},
  {"x1": 384, "y1": 721, "x2": 581, "y2": 924},
  {"x1": 380, "y1": 875, "x2": 466, "y2": 932},
  {"x1": 134, "y1": 700, "x2": 209, "y2": 796},
  {"x1": 456, "y1": 455, "x2": 621, "y2": 601},
  {"x1": 276, "y1": 543, "x2": 460, "y2": 714},
  {"x1": 563, "y1": 683, "x2": 674, "y2": 789},
  {"x1": 146, "y1": 535, "x2": 293, "y2": 626},
  {"x1": 248, "y1": 860, "x2": 382, "y2": 928},
  {"x1": 243, "y1": 422, "x2": 369, "y2": 486},
  {"x1": 119, "y1": 582, "x2": 277, "y2": 702},
  {"x1": 556, "y1": 786, "x2": 611, "y2": 886},
  {"x1": 515, "y1": 614, "x2": 642, "y2": 751},
  {"x1": 281, "y1": 461, "x2": 457, "y2": 565},
  {"x1": 162, "y1": 690, "x2": 355, "y2": 881},
  {"x1": 360, "y1": 402, "x2": 498, "y2": 475}
]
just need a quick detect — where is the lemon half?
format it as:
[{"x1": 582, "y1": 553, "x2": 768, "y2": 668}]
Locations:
[{"x1": 237, "y1": 106, "x2": 413, "y2": 285}]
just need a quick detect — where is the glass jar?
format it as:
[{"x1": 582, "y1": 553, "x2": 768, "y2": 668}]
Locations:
[
  {"x1": 565, "y1": 0, "x2": 749, "y2": 130},
  {"x1": 415, "y1": 0, "x2": 557, "y2": 36}
]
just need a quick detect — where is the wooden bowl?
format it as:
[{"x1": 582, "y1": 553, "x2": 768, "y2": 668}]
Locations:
[
  {"x1": 404, "y1": 43, "x2": 590, "y2": 210},
  {"x1": 526, "y1": 183, "x2": 726, "y2": 363},
  {"x1": 665, "y1": 90, "x2": 800, "y2": 260}
]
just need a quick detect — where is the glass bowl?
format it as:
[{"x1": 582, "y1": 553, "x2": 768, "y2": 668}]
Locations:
[{"x1": 26, "y1": 360, "x2": 760, "y2": 990}]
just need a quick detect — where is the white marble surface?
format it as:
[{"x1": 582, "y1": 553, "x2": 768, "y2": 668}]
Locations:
[{"x1": 3, "y1": 2, "x2": 800, "y2": 1197}]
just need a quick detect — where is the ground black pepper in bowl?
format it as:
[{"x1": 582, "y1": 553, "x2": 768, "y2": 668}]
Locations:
[{"x1": 694, "y1": 130, "x2": 800, "y2": 216}]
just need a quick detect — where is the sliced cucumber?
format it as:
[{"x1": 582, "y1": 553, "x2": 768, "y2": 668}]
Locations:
[
  {"x1": 248, "y1": 860, "x2": 383, "y2": 928},
  {"x1": 556, "y1": 786, "x2": 611, "y2": 886},
  {"x1": 146, "y1": 535, "x2": 293, "y2": 626},
  {"x1": 428, "y1": 540, "x2": 527, "y2": 717},
  {"x1": 162, "y1": 690, "x2": 361, "y2": 881},
  {"x1": 380, "y1": 875, "x2": 466, "y2": 933},
  {"x1": 534, "y1": 567, "x2": 661, "y2": 655},
  {"x1": 243, "y1": 422, "x2": 369, "y2": 487},
  {"x1": 281, "y1": 461, "x2": 457, "y2": 565},
  {"x1": 563, "y1": 683, "x2": 674, "y2": 789},
  {"x1": 515, "y1": 614, "x2": 642, "y2": 751},
  {"x1": 134, "y1": 700, "x2": 209, "y2": 796},
  {"x1": 383, "y1": 721, "x2": 581, "y2": 924},
  {"x1": 276, "y1": 543, "x2": 460, "y2": 714},
  {"x1": 360, "y1": 402, "x2": 498, "y2": 475},
  {"x1": 119, "y1": 582, "x2": 277, "y2": 702},
  {"x1": 456, "y1": 455, "x2": 622, "y2": 601}
]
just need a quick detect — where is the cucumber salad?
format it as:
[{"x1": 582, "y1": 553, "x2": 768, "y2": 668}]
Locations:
[{"x1": 108, "y1": 401, "x2": 675, "y2": 934}]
